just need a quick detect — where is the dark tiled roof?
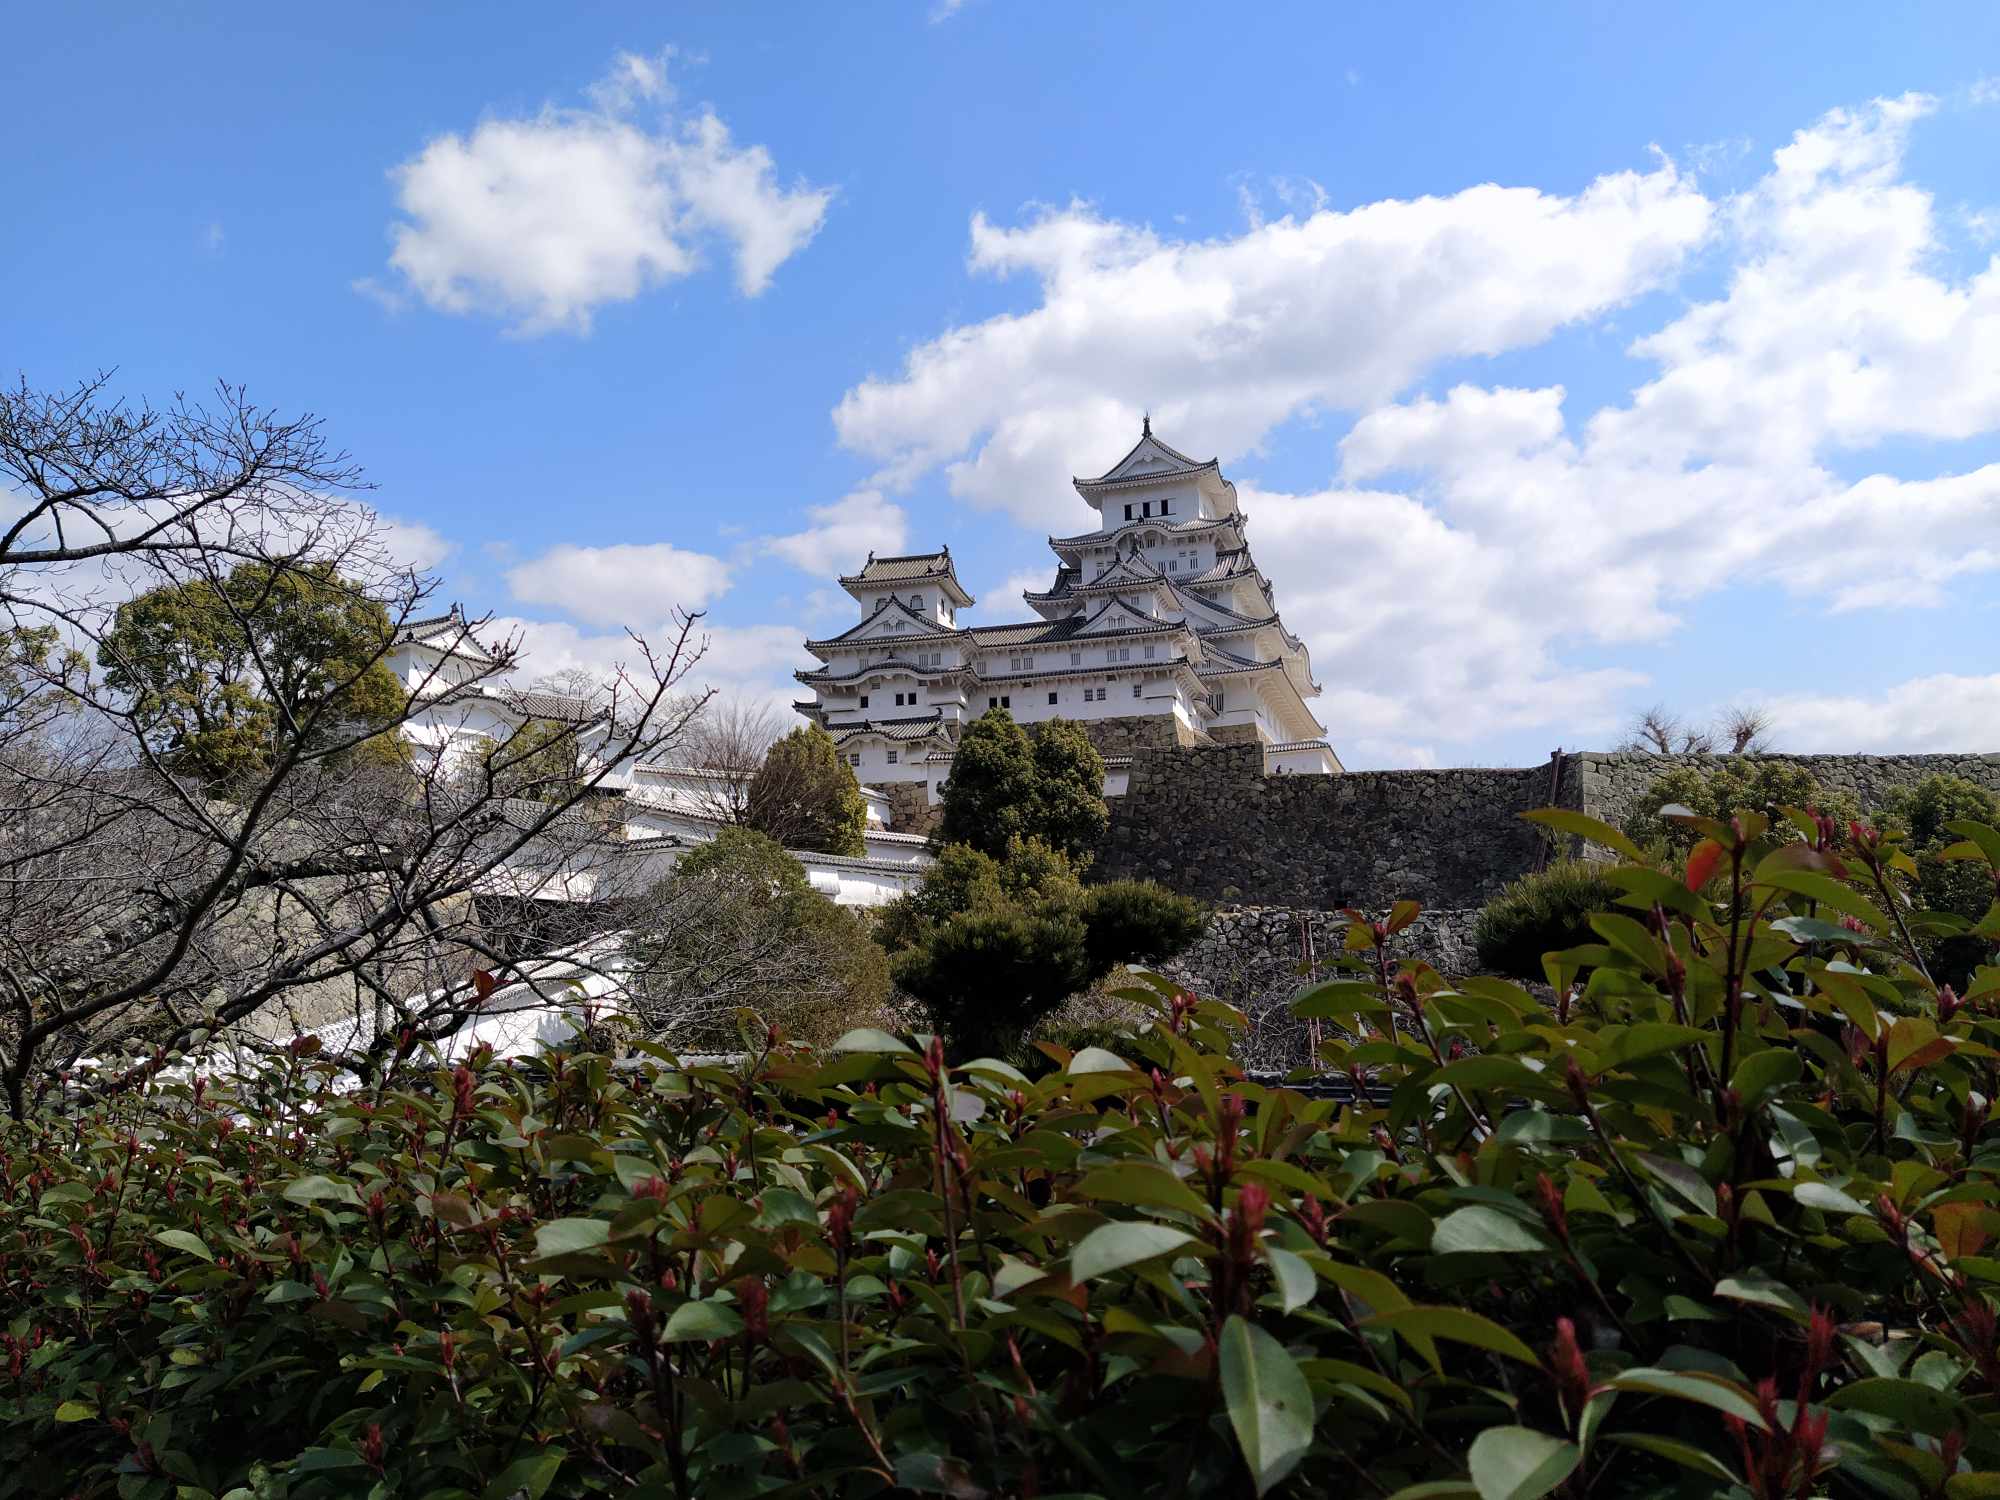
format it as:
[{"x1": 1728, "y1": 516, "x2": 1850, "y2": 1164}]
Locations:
[
  {"x1": 394, "y1": 607, "x2": 502, "y2": 666},
  {"x1": 1075, "y1": 426, "x2": 1217, "y2": 488},
  {"x1": 829, "y1": 713, "x2": 954, "y2": 745},
  {"x1": 839, "y1": 549, "x2": 974, "y2": 605},
  {"x1": 1048, "y1": 513, "x2": 1240, "y2": 552}
]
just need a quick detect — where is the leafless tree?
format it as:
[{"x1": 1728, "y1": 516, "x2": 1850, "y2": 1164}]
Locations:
[
  {"x1": 671, "y1": 695, "x2": 785, "y2": 824},
  {"x1": 1720, "y1": 704, "x2": 1775, "y2": 753},
  {"x1": 1621, "y1": 702, "x2": 1775, "y2": 756},
  {"x1": 0, "y1": 374, "x2": 710, "y2": 1114},
  {"x1": 1622, "y1": 705, "x2": 1716, "y2": 755}
]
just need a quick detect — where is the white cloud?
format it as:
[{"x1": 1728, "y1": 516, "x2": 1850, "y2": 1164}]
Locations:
[
  {"x1": 1765, "y1": 674, "x2": 2000, "y2": 752},
  {"x1": 833, "y1": 157, "x2": 1711, "y2": 526},
  {"x1": 505, "y1": 542, "x2": 734, "y2": 627},
  {"x1": 379, "y1": 49, "x2": 831, "y2": 333},
  {"x1": 762, "y1": 490, "x2": 909, "y2": 575},
  {"x1": 496, "y1": 615, "x2": 808, "y2": 717},
  {"x1": 970, "y1": 568, "x2": 1055, "y2": 623},
  {"x1": 830, "y1": 95, "x2": 2000, "y2": 762}
]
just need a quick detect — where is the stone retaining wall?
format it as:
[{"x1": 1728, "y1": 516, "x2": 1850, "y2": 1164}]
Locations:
[
  {"x1": 1095, "y1": 743, "x2": 1579, "y2": 909},
  {"x1": 1094, "y1": 745, "x2": 2000, "y2": 912},
  {"x1": 879, "y1": 782, "x2": 941, "y2": 838},
  {"x1": 1076, "y1": 714, "x2": 1201, "y2": 757},
  {"x1": 1573, "y1": 751, "x2": 2000, "y2": 835},
  {"x1": 1156, "y1": 904, "x2": 1482, "y2": 1072}
]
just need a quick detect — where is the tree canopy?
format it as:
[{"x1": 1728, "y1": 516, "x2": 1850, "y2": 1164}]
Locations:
[
  {"x1": 623, "y1": 827, "x2": 888, "y2": 1047},
  {"x1": 879, "y1": 836, "x2": 1202, "y2": 1058},
  {"x1": 744, "y1": 725, "x2": 867, "y2": 856},
  {"x1": 937, "y1": 708, "x2": 1107, "y2": 863},
  {"x1": 98, "y1": 559, "x2": 407, "y2": 785}
]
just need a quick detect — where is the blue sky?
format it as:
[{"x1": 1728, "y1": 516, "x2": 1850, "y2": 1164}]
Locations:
[{"x1": 7, "y1": 3, "x2": 2000, "y2": 767}]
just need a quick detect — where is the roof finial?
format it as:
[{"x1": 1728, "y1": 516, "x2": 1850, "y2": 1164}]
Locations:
[{"x1": 1142, "y1": 409, "x2": 1151, "y2": 437}]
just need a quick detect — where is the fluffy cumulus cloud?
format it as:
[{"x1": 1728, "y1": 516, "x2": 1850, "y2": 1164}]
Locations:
[
  {"x1": 762, "y1": 490, "x2": 909, "y2": 576},
  {"x1": 377, "y1": 50, "x2": 831, "y2": 334},
  {"x1": 834, "y1": 159, "x2": 1712, "y2": 525},
  {"x1": 833, "y1": 94, "x2": 2000, "y2": 763},
  {"x1": 1767, "y1": 676, "x2": 2000, "y2": 753},
  {"x1": 505, "y1": 541, "x2": 734, "y2": 627}
]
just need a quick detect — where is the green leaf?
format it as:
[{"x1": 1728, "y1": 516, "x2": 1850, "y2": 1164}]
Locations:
[
  {"x1": 1430, "y1": 1206, "x2": 1550, "y2": 1255},
  {"x1": 1069, "y1": 1222, "x2": 1196, "y2": 1282},
  {"x1": 1826, "y1": 1377, "x2": 1968, "y2": 1436},
  {"x1": 1219, "y1": 1315, "x2": 1314, "y2": 1497},
  {"x1": 894, "y1": 1451, "x2": 990, "y2": 1498},
  {"x1": 1603, "y1": 1433, "x2": 1739, "y2": 1483},
  {"x1": 1730, "y1": 1047, "x2": 1802, "y2": 1109},
  {"x1": 831, "y1": 1028, "x2": 916, "y2": 1055},
  {"x1": 1365, "y1": 1305, "x2": 1542, "y2": 1367},
  {"x1": 1067, "y1": 1046, "x2": 1134, "y2": 1075},
  {"x1": 1601, "y1": 1023, "x2": 1709, "y2": 1069},
  {"x1": 662, "y1": 1299, "x2": 745, "y2": 1342},
  {"x1": 1794, "y1": 1181, "x2": 1871, "y2": 1216},
  {"x1": 1714, "y1": 1271, "x2": 1810, "y2": 1319},
  {"x1": 1263, "y1": 1245, "x2": 1316, "y2": 1314},
  {"x1": 1754, "y1": 870, "x2": 1888, "y2": 932},
  {"x1": 481, "y1": 1450, "x2": 565, "y2": 1500},
  {"x1": 1520, "y1": 809, "x2": 1645, "y2": 863},
  {"x1": 1604, "y1": 1368, "x2": 1768, "y2": 1429},
  {"x1": 533, "y1": 1217, "x2": 612, "y2": 1258},
  {"x1": 1467, "y1": 1426, "x2": 1582, "y2": 1500},
  {"x1": 53, "y1": 1401, "x2": 95, "y2": 1423},
  {"x1": 153, "y1": 1229, "x2": 214, "y2": 1263},
  {"x1": 280, "y1": 1175, "x2": 358, "y2": 1207}
]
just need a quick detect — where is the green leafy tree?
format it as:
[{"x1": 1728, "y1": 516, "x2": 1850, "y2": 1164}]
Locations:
[
  {"x1": 624, "y1": 827, "x2": 888, "y2": 1047},
  {"x1": 882, "y1": 836, "x2": 1201, "y2": 1058},
  {"x1": 482, "y1": 716, "x2": 591, "y2": 804},
  {"x1": 744, "y1": 724, "x2": 866, "y2": 856},
  {"x1": 1883, "y1": 773, "x2": 2000, "y2": 987},
  {"x1": 938, "y1": 708, "x2": 1107, "y2": 863},
  {"x1": 1028, "y1": 715, "x2": 1111, "y2": 862},
  {"x1": 1623, "y1": 755, "x2": 1860, "y2": 853},
  {"x1": 97, "y1": 559, "x2": 406, "y2": 785}
]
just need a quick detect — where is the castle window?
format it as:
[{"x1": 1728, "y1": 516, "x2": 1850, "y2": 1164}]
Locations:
[
  {"x1": 860, "y1": 695, "x2": 870, "y2": 708},
  {"x1": 910, "y1": 594, "x2": 924, "y2": 610},
  {"x1": 1133, "y1": 683, "x2": 1143, "y2": 699},
  {"x1": 1142, "y1": 501, "x2": 1152, "y2": 518},
  {"x1": 887, "y1": 750, "x2": 898, "y2": 765},
  {"x1": 1002, "y1": 695, "x2": 1010, "y2": 708},
  {"x1": 1144, "y1": 644, "x2": 1156, "y2": 659},
  {"x1": 1048, "y1": 691, "x2": 1058, "y2": 705},
  {"x1": 1161, "y1": 497, "x2": 1171, "y2": 515},
  {"x1": 1070, "y1": 650, "x2": 1081, "y2": 666},
  {"x1": 1123, "y1": 504, "x2": 1133, "y2": 521}
]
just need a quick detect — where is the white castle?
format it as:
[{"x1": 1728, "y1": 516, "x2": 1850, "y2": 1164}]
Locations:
[{"x1": 796, "y1": 424, "x2": 1339, "y2": 796}]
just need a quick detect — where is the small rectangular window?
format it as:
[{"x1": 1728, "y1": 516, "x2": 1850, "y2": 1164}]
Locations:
[
  {"x1": 1133, "y1": 684, "x2": 1143, "y2": 699},
  {"x1": 1144, "y1": 644, "x2": 1156, "y2": 659},
  {"x1": 1001, "y1": 696, "x2": 1010, "y2": 708},
  {"x1": 887, "y1": 750, "x2": 898, "y2": 764},
  {"x1": 1161, "y1": 497, "x2": 1171, "y2": 515},
  {"x1": 1048, "y1": 691, "x2": 1058, "y2": 705},
  {"x1": 860, "y1": 695, "x2": 870, "y2": 708},
  {"x1": 1123, "y1": 504, "x2": 1133, "y2": 520},
  {"x1": 1142, "y1": 501, "x2": 1152, "y2": 518},
  {"x1": 1070, "y1": 650, "x2": 1081, "y2": 665}
]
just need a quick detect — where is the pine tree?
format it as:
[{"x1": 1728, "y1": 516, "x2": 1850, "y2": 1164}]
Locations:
[{"x1": 938, "y1": 709, "x2": 1106, "y2": 863}]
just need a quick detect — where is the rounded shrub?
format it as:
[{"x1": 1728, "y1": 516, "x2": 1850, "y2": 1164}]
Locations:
[{"x1": 1473, "y1": 857, "x2": 1620, "y2": 980}]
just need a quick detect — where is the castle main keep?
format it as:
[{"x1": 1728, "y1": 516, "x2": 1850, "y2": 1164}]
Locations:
[{"x1": 795, "y1": 424, "x2": 1338, "y2": 796}]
